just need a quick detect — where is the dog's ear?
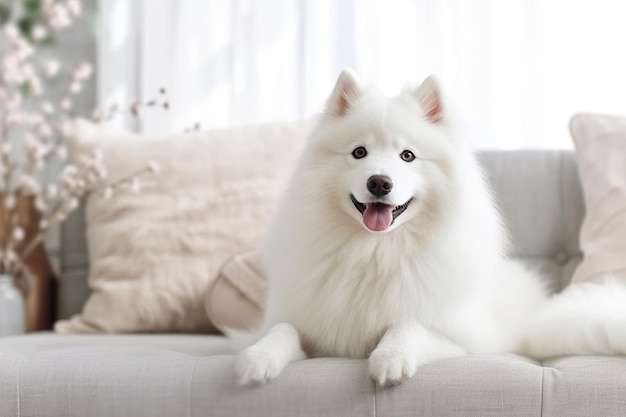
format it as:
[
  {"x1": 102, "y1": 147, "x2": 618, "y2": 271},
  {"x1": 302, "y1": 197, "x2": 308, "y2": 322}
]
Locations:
[
  {"x1": 413, "y1": 76, "x2": 444, "y2": 124},
  {"x1": 325, "y1": 69, "x2": 360, "y2": 116}
]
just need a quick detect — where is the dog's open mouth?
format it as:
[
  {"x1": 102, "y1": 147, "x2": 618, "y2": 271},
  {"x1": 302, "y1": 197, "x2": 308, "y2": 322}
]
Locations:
[{"x1": 350, "y1": 194, "x2": 413, "y2": 232}]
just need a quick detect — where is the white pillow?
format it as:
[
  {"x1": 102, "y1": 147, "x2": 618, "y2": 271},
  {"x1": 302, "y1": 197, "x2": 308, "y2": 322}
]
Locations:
[
  {"x1": 54, "y1": 119, "x2": 311, "y2": 333},
  {"x1": 570, "y1": 113, "x2": 626, "y2": 284}
]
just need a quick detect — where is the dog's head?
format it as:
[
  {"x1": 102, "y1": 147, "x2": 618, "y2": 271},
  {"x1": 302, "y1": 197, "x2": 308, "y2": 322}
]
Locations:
[{"x1": 308, "y1": 70, "x2": 457, "y2": 234}]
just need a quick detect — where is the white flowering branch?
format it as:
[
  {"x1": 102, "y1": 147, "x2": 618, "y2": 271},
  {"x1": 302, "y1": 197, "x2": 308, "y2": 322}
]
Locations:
[
  {"x1": 0, "y1": 0, "x2": 164, "y2": 280},
  {"x1": 92, "y1": 88, "x2": 170, "y2": 123}
]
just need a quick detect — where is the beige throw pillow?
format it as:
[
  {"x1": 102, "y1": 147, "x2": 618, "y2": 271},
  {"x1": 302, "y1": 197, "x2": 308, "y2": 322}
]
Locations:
[
  {"x1": 54, "y1": 119, "x2": 310, "y2": 333},
  {"x1": 570, "y1": 113, "x2": 626, "y2": 284},
  {"x1": 205, "y1": 250, "x2": 268, "y2": 333}
]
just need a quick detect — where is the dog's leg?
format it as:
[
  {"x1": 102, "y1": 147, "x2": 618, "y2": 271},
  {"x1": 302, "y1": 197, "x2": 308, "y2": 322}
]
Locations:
[
  {"x1": 368, "y1": 322, "x2": 466, "y2": 386},
  {"x1": 235, "y1": 322, "x2": 306, "y2": 385}
]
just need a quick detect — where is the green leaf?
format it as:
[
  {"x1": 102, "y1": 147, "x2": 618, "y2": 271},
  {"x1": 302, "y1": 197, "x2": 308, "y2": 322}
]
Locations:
[
  {"x1": 0, "y1": 4, "x2": 10, "y2": 25},
  {"x1": 24, "y1": 0, "x2": 42, "y2": 16},
  {"x1": 17, "y1": 16, "x2": 33, "y2": 39},
  {"x1": 19, "y1": 82, "x2": 31, "y2": 98},
  {"x1": 39, "y1": 34, "x2": 56, "y2": 46}
]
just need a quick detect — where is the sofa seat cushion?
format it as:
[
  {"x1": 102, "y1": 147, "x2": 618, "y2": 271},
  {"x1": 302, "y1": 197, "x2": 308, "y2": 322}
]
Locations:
[
  {"x1": 0, "y1": 343, "x2": 541, "y2": 417},
  {"x1": 0, "y1": 333, "x2": 539, "y2": 417},
  {"x1": 0, "y1": 332, "x2": 234, "y2": 355},
  {"x1": 2, "y1": 335, "x2": 625, "y2": 417},
  {"x1": 542, "y1": 355, "x2": 626, "y2": 416}
]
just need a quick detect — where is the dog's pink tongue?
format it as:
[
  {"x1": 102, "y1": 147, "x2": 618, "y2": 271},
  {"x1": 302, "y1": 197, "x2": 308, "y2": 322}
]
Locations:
[{"x1": 363, "y1": 203, "x2": 394, "y2": 231}]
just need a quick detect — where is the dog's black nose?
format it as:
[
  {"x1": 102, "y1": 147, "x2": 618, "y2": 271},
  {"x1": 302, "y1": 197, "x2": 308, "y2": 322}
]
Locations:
[{"x1": 367, "y1": 175, "x2": 393, "y2": 196}]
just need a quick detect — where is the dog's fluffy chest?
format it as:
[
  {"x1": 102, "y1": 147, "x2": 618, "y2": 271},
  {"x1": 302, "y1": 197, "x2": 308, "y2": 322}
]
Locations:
[{"x1": 274, "y1": 238, "x2": 465, "y2": 358}]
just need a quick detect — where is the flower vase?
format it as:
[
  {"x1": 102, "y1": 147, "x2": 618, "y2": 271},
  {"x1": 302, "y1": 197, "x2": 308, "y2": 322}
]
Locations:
[
  {"x1": 0, "y1": 194, "x2": 55, "y2": 331},
  {"x1": 0, "y1": 273, "x2": 25, "y2": 336}
]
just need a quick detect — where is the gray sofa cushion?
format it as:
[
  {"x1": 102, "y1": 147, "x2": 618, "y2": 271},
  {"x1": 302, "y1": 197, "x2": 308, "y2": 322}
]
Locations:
[
  {"x1": 0, "y1": 336, "x2": 539, "y2": 417},
  {"x1": 479, "y1": 150, "x2": 584, "y2": 292},
  {"x1": 374, "y1": 355, "x2": 543, "y2": 417},
  {"x1": 542, "y1": 356, "x2": 626, "y2": 417},
  {"x1": 3, "y1": 336, "x2": 626, "y2": 417},
  {"x1": 0, "y1": 332, "x2": 233, "y2": 355}
]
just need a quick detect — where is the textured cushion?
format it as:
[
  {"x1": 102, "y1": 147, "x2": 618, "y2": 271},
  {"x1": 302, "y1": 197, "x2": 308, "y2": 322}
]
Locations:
[
  {"x1": 374, "y1": 355, "x2": 543, "y2": 417},
  {"x1": 542, "y1": 356, "x2": 626, "y2": 416},
  {"x1": 54, "y1": 119, "x2": 311, "y2": 334},
  {"x1": 0, "y1": 332, "x2": 233, "y2": 355},
  {"x1": 569, "y1": 113, "x2": 626, "y2": 283},
  {"x1": 0, "y1": 335, "x2": 543, "y2": 417},
  {"x1": 477, "y1": 151, "x2": 584, "y2": 291},
  {"x1": 205, "y1": 251, "x2": 267, "y2": 332},
  {"x1": 3, "y1": 335, "x2": 626, "y2": 417}
]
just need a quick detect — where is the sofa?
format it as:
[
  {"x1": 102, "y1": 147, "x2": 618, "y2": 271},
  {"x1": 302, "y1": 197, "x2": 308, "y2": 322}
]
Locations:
[{"x1": 1, "y1": 149, "x2": 626, "y2": 417}]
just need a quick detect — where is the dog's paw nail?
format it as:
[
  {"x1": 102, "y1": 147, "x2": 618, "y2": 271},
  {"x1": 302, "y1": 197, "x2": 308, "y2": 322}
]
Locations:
[
  {"x1": 368, "y1": 349, "x2": 417, "y2": 386},
  {"x1": 235, "y1": 348, "x2": 283, "y2": 385}
]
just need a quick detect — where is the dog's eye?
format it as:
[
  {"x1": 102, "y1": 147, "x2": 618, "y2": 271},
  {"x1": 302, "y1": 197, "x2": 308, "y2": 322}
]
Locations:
[
  {"x1": 351, "y1": 146, "x2": 367, "y2": 159},
  {"x1": 400, "y1": 150, "x2": 416, "y2": 162}
]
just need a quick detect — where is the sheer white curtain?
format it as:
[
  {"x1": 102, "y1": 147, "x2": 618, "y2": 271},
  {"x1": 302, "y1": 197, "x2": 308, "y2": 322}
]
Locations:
[{"x1": 98, "y1": 0, "x2": 626, "y2": 148}]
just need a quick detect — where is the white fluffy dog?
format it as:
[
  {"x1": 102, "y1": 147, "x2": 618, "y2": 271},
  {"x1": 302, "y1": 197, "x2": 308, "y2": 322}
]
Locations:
[{"x1": 235, "y1": 70, "x2": 626, "y2": 386}]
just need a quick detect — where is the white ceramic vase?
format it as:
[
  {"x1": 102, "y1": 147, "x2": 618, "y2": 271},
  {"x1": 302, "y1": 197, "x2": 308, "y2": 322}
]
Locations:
[{"x1": 0, "y1": 273, "x2": 25, "y2": 337}]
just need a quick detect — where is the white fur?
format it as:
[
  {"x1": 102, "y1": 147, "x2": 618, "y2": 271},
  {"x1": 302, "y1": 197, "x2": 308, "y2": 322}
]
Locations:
[
  {"x1": 521, "y1": 277, "x2": 626, "y2": 358},
  {"x1": 235, "y1": 71, "x2": 626, "y2": 386}
]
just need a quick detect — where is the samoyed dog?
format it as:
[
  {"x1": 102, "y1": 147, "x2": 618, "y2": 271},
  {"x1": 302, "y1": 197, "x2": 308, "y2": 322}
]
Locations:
[{"x1": 235, "y1": 70, "x2": 626, "y2": 386}]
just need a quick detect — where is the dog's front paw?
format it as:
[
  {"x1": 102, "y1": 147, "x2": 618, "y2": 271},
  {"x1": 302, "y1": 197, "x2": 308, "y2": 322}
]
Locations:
[
  {"x1": 235, "y1": 347, "x2": 285, "y2": 385},
  {"x1": 368, "y1": 348, "x2": 418, "y2": 386}
]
